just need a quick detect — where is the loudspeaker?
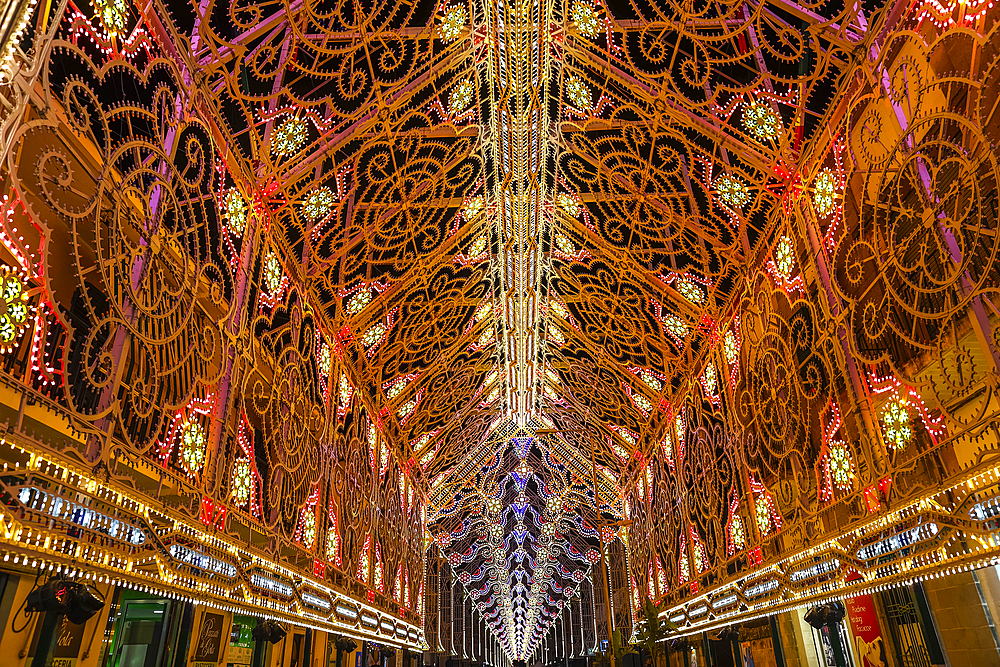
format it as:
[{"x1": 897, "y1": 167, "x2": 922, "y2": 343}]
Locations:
[
  {"x1": 825, "y1": 601, "x2": 846, "y2": 624},
  {"x1": 268, "y1": 621, "x2": 287, "y2": 643},
  {"x1": 252, "y1": 621, "x2": 271, "y2": 642},
  {"x1": 805, "y1": 602, "x2": 846, "y2": 629},
  {"x1": 251, "y1": 619, "x2": 287, "y2": 643},
  {"x1": 25, "y1": 580, "x2": 70, "y2": 614},
  {"x1": 804, "y1": 605, "x2": 831, "y2": 630},
  {"x1": 65, "y1": 583, "x2": 105, "y2": 624},
  {"x1": 25, "y1": 578, "x2": 106, "y2": 624},
  {"x1": 336, "y1": 636, "x2": 359, "y2": 653}
]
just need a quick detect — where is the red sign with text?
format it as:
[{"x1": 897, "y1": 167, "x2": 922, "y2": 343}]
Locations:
[{"x1": 845, "y1": 593, "x2": 887, "y2": 667}]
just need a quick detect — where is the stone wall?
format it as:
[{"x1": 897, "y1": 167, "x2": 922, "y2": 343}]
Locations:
[{"x1": 921, "y1": 572, "x2": 1000, "y2": 666}]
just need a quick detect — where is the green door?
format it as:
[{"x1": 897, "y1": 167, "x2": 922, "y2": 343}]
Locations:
[{"x1": 109, "y1": 599, "x2": 172, "y2": 667}]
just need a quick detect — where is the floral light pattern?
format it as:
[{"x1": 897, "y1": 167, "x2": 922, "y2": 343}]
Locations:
[
  {"x1": 95, "y1": 0, "x2": 128, "y2": 34},
  {"x1": 743, "y1": 102, "x2": 781, "y2": 141},
  {"x1": 179, "y1": 420, "x2": 207, "y2": 475},
  {"x1": 566, "y1": 77, "x2": 591, "y2": 110},
  {"x1": 882, "y1": 398, "x2": 913, "y2": 450},
  {"x1": 303, "y1": 187, "x2": 335, "y2": 223},
  {"x1": 272, "y1": 117, "x2": 308, "y2": 156},
  {"x1": 715, "y1": 174, "x2": 751, "y2": 209},
  {"x1": 571, "y1": 2, "x2": 599, "y2": 37},
  {"x1": 812, "y1": 168, "x2": 837, "y2": 217},
  {"x1": 0, "y1": 268, "x2": 30, "y2": 350},
  {"x1": 439, "y1": 4, "x2": 467, "y2": 40},
  {"x1": 450, "y1": 80, "x2": 474, "y2": 113},
  {"x1": 223, "y1": 189, "x2": 248, "y2": 235}
]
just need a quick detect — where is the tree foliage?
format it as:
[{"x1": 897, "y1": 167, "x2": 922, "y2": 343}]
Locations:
[{"x1": 633, "y1": 598, "x2": 679, "y2": 667}]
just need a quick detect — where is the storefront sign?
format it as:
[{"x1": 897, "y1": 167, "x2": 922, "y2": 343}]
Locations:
[
  {"x1": 846, "y1": 593, "x2": 886, "y2": 667},
  {"x1": 192, "y1": 611, "x2": 226, "y2": 667},
  {"x1": 29, "y1": 615, "x2": 86, "y2": 667}
]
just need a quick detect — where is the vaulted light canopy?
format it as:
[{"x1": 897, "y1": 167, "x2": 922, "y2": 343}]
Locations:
[{"x1": 1, "y1": 0, "x2": 999, "y2": 665}]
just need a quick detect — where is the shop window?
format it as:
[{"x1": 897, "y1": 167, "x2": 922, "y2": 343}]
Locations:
[
  {"x1": 107, "y1": 598, "x2": 173, "y2": 667},
  {"x1": 737, "y1": 620, "x2": 780, "y2": 667},
  {"x1": 227, "y1": 614, "x2": 256, "y2": 667}
]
